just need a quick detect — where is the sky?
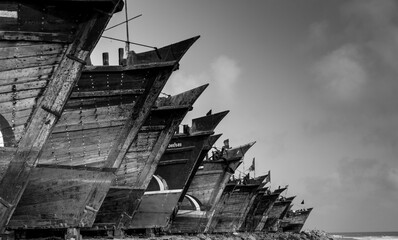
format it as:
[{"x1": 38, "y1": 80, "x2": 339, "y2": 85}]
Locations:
[{"x1": 90, "y1": 0, "x2": 398, "y2": 233}]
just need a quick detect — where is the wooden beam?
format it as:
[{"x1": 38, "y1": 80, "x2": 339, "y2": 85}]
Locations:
[
  {"x1": 0, "y1": 31, "x2": 73, "y2": 43},
  {"x1": 70, "y1": 88, "x2": 145, "y2": 98},
  {"x1": 0, "y1": 2, "x2": 121, "y2": 232}
]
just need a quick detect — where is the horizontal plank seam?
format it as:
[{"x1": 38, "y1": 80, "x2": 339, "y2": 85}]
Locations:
[{"x1": 36, "y1": 164, "x2": 117, "y2": 173}]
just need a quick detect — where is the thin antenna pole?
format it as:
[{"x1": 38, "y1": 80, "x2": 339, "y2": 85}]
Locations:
[
  {"x1": 125, "y1": 0, "x2": 130, "y2": 52},
  {"x1": 104, "y1": 14, "x2": 142, "y2": 32}
]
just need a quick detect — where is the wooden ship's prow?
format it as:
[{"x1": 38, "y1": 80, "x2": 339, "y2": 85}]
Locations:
[
  {"x1": 90, "y1": 84, "x2": 209, "y2": 233},
  {"x1": 170, "y1": 141, "x2": 256, "y2": 234},
  {"x1": 0, "y1": 0, "x2": 124, "y2": 234},
  {"x1": 5, "y1": 36, "x2": 200, "y2": 237},
  {"x1": 280, "y1": 207, "x2": 313, "y2": 233},
  {"x1": 125, "y1": 110, "x2": 229, "y2": 231}
]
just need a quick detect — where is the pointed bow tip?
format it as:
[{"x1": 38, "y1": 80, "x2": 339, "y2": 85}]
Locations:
[
  {"x1": 212, "y1": 133, "x2": 223, "y2": 139},
  {"x1": 185, "y1": 84, "x2": 209, "y2": 103},
  {"x1": 192, "y1": 35, "x2": 201, "y2": 41},
  {"x1": 208, "y1": 133, "x2": 223, "y2": 146},
  {"x1": 180, "y1": 35, "x2": 201, "y2": 47},
  {"x1": 214, "y1": 110, "x2": 230, "y2": 118},
  {"x1": 195, "y1": 83, "x2": 209, "y2": 93}
]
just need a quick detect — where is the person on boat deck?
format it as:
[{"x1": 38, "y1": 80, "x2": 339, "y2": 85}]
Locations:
[{"x1": 212, "y1": 147, "x2": 223, "y2": 160}]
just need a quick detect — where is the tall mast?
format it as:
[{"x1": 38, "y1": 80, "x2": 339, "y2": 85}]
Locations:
[{"x1": 125, "y1": 0, "x2": 130, "y2": 52}]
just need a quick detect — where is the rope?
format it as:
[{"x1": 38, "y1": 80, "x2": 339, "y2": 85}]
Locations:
[
  {"x1": 101, "y1": 36, "x2": 157, "y2": 50},
  {"x1": 105, "y1": 14, "x2": 142, "y2": 31}
]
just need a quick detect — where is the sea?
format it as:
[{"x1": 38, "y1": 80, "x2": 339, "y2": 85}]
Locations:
[{"x1": 331, "y1": 232, "x2": 398, "y2": 240}]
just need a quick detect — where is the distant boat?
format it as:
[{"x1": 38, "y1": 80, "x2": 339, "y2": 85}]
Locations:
[
  {"x1": 205, "y1": 181, "x2": 261, "y2": 233},
  {"x1": 280, "y1": 208, "x2": 313, "y2": 233},
  {"x1": 240, "y1": 187, "x2": 283, "y2": 232},
  {"x1": 0, "y1": 0, "x2": 124, "y2": 233},
  {"x1": 126, "y1": 111, "x2": 228, "y2": 231},
  {"x1": 258, "y1": 195, "x2": 295, "y2": 232},
  {"x1": 87, "y1": 84, "x2": 208, "y2": 233},
  {"x1": 170, "y1": 142, "x2": 256, "y2": 234},
  {"x1": 7, "y1": 37, "x2": 199, "y2": 231}
]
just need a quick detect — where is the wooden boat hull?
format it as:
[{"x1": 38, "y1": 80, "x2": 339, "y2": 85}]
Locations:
[
  {"x1": 170, "y1": 142, "x2": 255, "y2": 234},
  {"x1": 240, "y1": 192, "x2": 279, "y2": 232},
  {"x1": 9, "y1": 167, "x2": 113, "y2": 228},
  {"x1": 165, "y1": 134, "x2": 222, "y2": 234},
  {"x1": 127, "y1": 135, "x2": 209, "y2": 230},
  {"x1": 280, "y1": 208, "x2": 313, "y2": 233},
  {"x1": 206, "y1": 184, "x2": 259, "y2": 233},
  {"x1": 169, "y1": 209, "x2": 208, "y2": 234},
  {"x1": 257, "y1": 197, "x2": 295, "y2": 232},
  {"x1": 0, "y1": 0, "x2": 123, "y2": 231},
  {"x1": 93, "y1": 188, "x2": 145, "y2": 228},
  {"x1": 128, "y1": 190, "x2": 181, "y2": 229},
  {"x1": 7, "y1": 37, "x2": 200, "y2": 229},
  {"x1": 91, "y1": 85, "x2": 208, "y2": 229},
  {"x1": 126, "y1": 112, "x2": 228, "y2": 230}
]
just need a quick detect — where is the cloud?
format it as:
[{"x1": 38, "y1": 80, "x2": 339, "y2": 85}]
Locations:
[
  {"x1": 301, "y1": 157, "x2": 398, "y2": 231},
  {"x1": 163, "y1": 71, "x2": 210, "y2": 96},
  {"x1": 313, "y1": 44, "x2": 367, "y2": 102},
  {"x1": 211, "y1": 55, "x2": 241, "y2": 100},
  {"x1": 309, "y1": 0, "x2": 398, "y2": 104},
  {"x1": 298, "y1": 1, "x2": 398, "y2": 231},
  {"x1": 304, "y1": 0, "x2": 398, "y2": 148},
  {"x1": 338, "y1": 158, "x2": 398, "y2": 195},
  {"x1": 342, "y1": 0, "x2": 396, "y2": 27},
  {"x1": 164, "y1": 55, "x2": 241, "y2": 101}
]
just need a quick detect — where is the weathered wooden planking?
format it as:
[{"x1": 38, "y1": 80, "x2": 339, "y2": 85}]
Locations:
[
  {"x1": 0, "y1": 80, "x2": 51, "y2": 94},
  {"x1": 146, "y1": 135, "x2": 209, "y2": 191},
  {"x1": 0, "y1": 97, "x2": 36, "y2": 114},
  {"x1": 76, "y1": 71, "x2": 147, "y2": 91},
  {"x1": 8, "y1": 167, "x2": 113, "y2": 228},
  {"x1": 39, "y1": 125, "x2": 123, "y2": 166},
  {"x1": 0, "y1": 89, "x2": 42, "y2": 104},
  {"x1": 0, "y1": 52, "x2": 64, "y2": 72},
  {"x1": 257, "y1": 196, "x2": 295, "y2": 232},
  {"x1": 127, "y1": 190, "x2": 182, "y2": 229},
  {"x1": 0, "y1": 64, "x2": 56, "y2": 84},
  {"x1": 65, "y1": 94, "x2": 139, "y2": 109},
  {"x1": 239, "y1": 191, "x2": 280, "y2": 232},
  {"x1": 94, "y1": 85, "x2": 208, "y2": 229},
  {"x1": 93, "y1": 188, "x2": 145, "y2": 227},
  {"x1": 114, "y1": 132, "x2": 161, "y2": 184},
  {"x1": 0, "y1": 0, "x2": 123, "y2": 231},
  {"x1": 187, "y1": 160, "x2": 241, "y2": 210},
  {"x1": 207, "y1": 184, "x2": 259, "y2": 233},
  {"x1": 169, "y1": 142, "x2": 253, "y2": 234},
  {"x1": 178, "y1": 134, "x2": 222, "y2": 203},
  {"x1": 129, "y1": 111, "x2": 228, "y2": 230},
  {"x1": 79, "y1": 38, "x2": 201, "y2": 229},
  {"x1": 8, "y1": 36, "x2": 199, "y2": 230},
  {"x1": 170, "y1": 211, "x2": 209, "y2": 234},
  {"x1": 0, "y1": 147, "x2": 15, "y2": 180},
  {"x1": 0, "y1": 43, "x2": 66, "y2": 60},
  {"x1": 168, "y1": 135, "x2": 221, "y2": 233},
  {"x1": 202, "y1": 143, "x2": 255, "y2": 233},
  {"x1": 280, "y1": 208, "x2": 313, "y2": 233},
  {"x1": 54, "y1": 103, "x2": 134, "y2": 127},
  {"x1": 0, "y1": 2, "x2": 85, "y2": 35}
]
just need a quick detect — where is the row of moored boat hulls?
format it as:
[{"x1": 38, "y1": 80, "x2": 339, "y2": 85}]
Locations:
[{"x1": 0, "y1": 1, "x2": 312, "y2": 239}]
